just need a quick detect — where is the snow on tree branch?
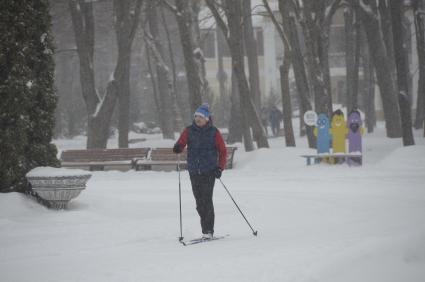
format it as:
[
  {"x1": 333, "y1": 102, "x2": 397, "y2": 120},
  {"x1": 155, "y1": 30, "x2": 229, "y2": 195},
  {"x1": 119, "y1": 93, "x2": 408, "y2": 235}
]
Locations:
[
  {"x1": 359, "y1": 0, "x2": 376, "y2": 18},
  {"x1": 143, "y1": 30, "x2": 170, "y2": 74},
  {"x1": 159, "y1": 0, "x2": 178, "y2": 15}
]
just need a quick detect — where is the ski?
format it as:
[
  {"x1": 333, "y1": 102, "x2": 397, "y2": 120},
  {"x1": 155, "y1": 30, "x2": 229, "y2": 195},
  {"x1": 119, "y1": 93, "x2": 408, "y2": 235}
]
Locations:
[{"x1": 180, "y1": 235, "x2": 229, "y2": 246}]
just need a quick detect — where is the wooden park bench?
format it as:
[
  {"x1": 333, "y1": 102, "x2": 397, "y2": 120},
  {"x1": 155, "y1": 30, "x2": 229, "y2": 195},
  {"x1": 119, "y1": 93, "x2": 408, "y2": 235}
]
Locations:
[
  {"x1": 135, "y1": 147, "x2": 238, "y2": 171},
  {"x1": 301, "y1": 153, "x2": 362, "y2": 166},
  {"x1": 60, "y1": 148, "x2": 150, "y2": 171}
]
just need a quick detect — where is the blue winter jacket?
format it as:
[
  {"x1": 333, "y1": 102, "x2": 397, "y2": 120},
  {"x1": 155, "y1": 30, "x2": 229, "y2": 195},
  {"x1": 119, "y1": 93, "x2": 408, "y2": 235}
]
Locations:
[{"x1": 186, "y1": 122, "x2": 218, "y2": 174}]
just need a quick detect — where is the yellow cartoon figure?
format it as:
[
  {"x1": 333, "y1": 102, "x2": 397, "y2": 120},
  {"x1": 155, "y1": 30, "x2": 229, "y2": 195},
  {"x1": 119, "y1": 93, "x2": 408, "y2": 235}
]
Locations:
[{"x1": 329, "y1": 109, "x2": 348, "y2": 154}]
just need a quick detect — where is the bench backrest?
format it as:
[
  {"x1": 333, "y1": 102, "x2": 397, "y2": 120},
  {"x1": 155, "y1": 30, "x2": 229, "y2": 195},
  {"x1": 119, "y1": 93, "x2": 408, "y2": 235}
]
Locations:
[
  {"x1": 149, "y1": 147, "x2": 237, "y2": 168},
  {"x1": 150, "y1": 148, "x2": 188, "y2": 161},
  {"x1": 61, "y1": 148, "x2": 150, "y2": 162}
]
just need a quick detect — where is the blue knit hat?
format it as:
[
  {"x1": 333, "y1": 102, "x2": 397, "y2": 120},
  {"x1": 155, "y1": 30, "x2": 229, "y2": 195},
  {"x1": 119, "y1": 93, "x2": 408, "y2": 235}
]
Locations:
[{"x1": 194, "y1": 103, "x2": 210, "y2": 120}]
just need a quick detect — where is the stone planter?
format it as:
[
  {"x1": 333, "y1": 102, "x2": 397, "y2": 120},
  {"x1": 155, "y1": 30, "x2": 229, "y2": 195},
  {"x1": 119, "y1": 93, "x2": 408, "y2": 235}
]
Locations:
[{"x1": 26, "y1": 167, "x2": 91, "y2": 209}]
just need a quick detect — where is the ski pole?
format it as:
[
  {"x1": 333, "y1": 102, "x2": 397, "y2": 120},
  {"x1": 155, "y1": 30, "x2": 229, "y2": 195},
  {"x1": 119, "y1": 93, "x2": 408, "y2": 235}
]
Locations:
[
  {"x1": 219, "y1": 179, "x2": 258, "y2": 236},
  {"x1": 177, "y1": 153, "x2": 184, "y2": 242}
]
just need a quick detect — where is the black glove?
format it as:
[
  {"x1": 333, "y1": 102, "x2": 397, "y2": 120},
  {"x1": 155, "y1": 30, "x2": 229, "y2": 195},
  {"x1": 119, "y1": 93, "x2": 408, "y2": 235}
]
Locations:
[
  {"x1": 173, "y1": 143, "x2": 182, "y2": 154},
  {"x1": 214, "y1": 167, "x2": 222, "y2": 179}
]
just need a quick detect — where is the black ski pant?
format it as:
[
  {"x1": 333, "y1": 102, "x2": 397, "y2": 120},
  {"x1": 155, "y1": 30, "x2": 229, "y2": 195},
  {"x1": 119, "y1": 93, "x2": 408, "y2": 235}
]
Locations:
[
  {"x1": 271, "y1": 122, "x2": 280, "y2": 136},
  {"x1": 189, "y1": 171, "x2": 215, "y2": 234}
]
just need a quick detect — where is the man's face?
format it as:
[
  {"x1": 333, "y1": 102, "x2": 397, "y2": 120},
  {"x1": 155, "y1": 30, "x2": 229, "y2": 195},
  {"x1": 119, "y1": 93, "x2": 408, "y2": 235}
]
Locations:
[{"x1": 194, "y1": 115, "x2": 208, "y2": 127}]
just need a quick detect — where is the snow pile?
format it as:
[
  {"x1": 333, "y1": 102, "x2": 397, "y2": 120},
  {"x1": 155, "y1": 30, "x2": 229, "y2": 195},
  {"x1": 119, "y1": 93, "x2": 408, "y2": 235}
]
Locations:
[{"x1": 26, "y1": 166, "x2": 91, "y2": 178}]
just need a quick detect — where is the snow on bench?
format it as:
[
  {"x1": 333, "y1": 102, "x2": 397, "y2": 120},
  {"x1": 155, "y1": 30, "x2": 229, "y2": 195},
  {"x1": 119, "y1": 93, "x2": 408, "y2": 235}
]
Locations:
[
  {"x1": 301, "y1": 153, "x2": 363, "y2": 166},
  {"x1": 60, "y1": 147, "x2": 237, "y2": 171}
]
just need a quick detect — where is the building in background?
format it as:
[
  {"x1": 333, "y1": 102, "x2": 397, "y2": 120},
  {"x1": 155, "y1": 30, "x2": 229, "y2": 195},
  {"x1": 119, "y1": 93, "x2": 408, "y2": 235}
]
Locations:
[{"x1": 199, "y1": 1, "x2": 418, "y2": 120}]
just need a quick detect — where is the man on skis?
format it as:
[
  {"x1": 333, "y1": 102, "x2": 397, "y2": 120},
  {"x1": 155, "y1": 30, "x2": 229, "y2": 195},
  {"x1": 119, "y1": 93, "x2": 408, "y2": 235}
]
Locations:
[{"x1": 173, "y1": 103, "x2": 227, "y2": 240}]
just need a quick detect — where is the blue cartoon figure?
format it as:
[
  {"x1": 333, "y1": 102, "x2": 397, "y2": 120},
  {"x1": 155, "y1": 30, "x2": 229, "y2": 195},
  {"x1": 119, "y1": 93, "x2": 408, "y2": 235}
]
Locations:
[{"x1": 313, "y1": 114, "x2": 331, "y2": 154}]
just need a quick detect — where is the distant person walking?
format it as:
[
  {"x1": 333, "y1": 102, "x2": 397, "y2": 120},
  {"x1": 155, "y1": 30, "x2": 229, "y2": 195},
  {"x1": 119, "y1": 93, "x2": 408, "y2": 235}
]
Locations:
[
  {"x1": 173, "y1": 103, "x2": 227, "y2": 239},
  {"x1": 269, "y1": 105, "x2": 283, "y2": 137}
]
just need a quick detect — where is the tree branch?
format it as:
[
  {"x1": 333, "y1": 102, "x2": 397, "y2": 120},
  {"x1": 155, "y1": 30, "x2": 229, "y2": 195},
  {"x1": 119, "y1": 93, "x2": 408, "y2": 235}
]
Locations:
[
  {"x1": 142, "y1": 28, "x2": 170, "y2": 73},
  {"x1": 261, "y1": 0, "x2": 291, "y2": 51},
  {"x1": 159, "y1": 0, "x2": 178, "y2": 14},
  {"x1": 205, "y1": 0, "x2": 229, "y2": 38},
  {"x1": 323, "y1": 0, "x2": 342, "y2": 28},
  {"x1": 129, "y1": 0, "x2": 144, "y2": 44}
]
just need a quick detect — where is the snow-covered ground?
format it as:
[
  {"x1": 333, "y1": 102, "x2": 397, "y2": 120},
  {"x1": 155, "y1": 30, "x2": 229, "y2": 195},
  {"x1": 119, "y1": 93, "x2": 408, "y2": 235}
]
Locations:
[{"x1": 1, "y1": 124, "x2": 425, "y2": 282}]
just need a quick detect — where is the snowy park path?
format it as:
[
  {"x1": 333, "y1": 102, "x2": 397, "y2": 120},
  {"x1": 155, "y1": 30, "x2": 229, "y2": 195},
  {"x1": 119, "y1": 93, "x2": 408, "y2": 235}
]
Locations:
[{"x1": 1, "y1": 127, "x2": 425, "y2": 282}]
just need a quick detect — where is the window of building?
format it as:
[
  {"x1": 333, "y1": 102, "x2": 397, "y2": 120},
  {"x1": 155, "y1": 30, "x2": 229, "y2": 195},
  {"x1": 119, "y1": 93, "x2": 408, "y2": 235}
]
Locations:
[{"x1": 201, "y1": 27, "x2": 264, "y2": 58}]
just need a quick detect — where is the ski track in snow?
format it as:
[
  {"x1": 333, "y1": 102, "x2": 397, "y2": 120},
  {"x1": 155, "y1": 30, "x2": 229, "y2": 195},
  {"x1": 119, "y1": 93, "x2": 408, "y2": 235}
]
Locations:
[{"x1": 1, "y1": 125, "x2": 425, "y2": 282}]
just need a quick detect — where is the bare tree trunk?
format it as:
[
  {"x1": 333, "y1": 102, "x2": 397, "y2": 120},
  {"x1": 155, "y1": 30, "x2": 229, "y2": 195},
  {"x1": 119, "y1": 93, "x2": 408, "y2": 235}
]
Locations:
[
  {"x1": 174, "y1": 0, "x2": 203, "y2": 114},
  {"x1": 191, "y1": 0, "x2": 212, "y2": 101},
  {"x1": 378, "y1": 0, "x2": 397, "y2": 78},
  {"x1": 69, "y1": 0, "x2": 118, "y2": 149},
  {"x1": 262, "y1": 0, "x2": 295, "y2": 146},
  {"x1": 280, "y1": 55, "x2": 296, "y2": 147},
  {"x1": 145, "y1": 45, "x2": 161, "y2": 125},
  {"x1": 358, "y1": 0, "x2": 402, "y2": 138},
  {"x1": 221, "y1": 1, "x2": 254, "y2": 151},
  {"x1": 227, "y1": 0, "x2": 268, "y2": 149},
  {"x1": 227, "y1": 71, "x2": 243, "y2": 143},
  {"x1": 344, "y1": 3, "x2": 360, "y2": 112},
  {"x1": 115, "y1": 47, "x2": 131, "y2": 148},
  {"x1": 242, "y1": 0, "x2": 263, "y2": 145},
  {"x1": 390, "y1": 0, "x2": 415, "y2": 146},
  {"x1": 113, "y1": 0, "x2": 143, "y2": 148},
  {"x1": 242, "y1": 0, "x2": 261, "y2": 111},
  {"x1": 353, "y1": 10, "x2": 361, "y2": 110},
  {"x1": 206, "y1": 0, "x2": 269, "y2": 151},
  {"x1": 318, "y1": 32, "x2": 333, "y2": 115},
  {"x1": 89, "y1": 82, "x2": 119, "y2": 148},
  {"x1": 316, "y1": 0, "x2": 337, "y2": 117},
  {"x1": 299, "y1": 17, "x2": 327, "y2": 114},
  {"x1": 146, "y1": 41, "x2": 175, "y2": 139},
  {"x1": 361, "y1": 32, "x2": 376, "y2": 133},
  {"x1": 147, "y1": 1, "x2": 175, "y2": 139},
  {"x1": 159, "y1": 6, "x2": 184, "y2": 131},
  {"x1": 413, "y1": 0, "x2": 425, "y2": 131},
  {"x1": 216, "y1": 27, "x2": 229, "y2": 128},
  {"x1": 278, "y1": 0, "x2": 315, "y2": 148},
  {"x1": 296, "y1": 1, "x2": 332, "y2": 118}
]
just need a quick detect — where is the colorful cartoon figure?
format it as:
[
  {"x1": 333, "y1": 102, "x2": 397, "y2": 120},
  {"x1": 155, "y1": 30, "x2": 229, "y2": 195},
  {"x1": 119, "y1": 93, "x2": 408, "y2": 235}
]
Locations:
[
  {"x1": 347, "y1": 110, "x2": 364, "y2": 153},
  {"x1": 330, "y1": 109, "x2": 348, "y2": 154},
  {"x1": 346, "y1": 110, "x2": 364, "y2": 165},
  {"x1": 314, "y1": 114, "x2": 331, "y2": 154}
]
